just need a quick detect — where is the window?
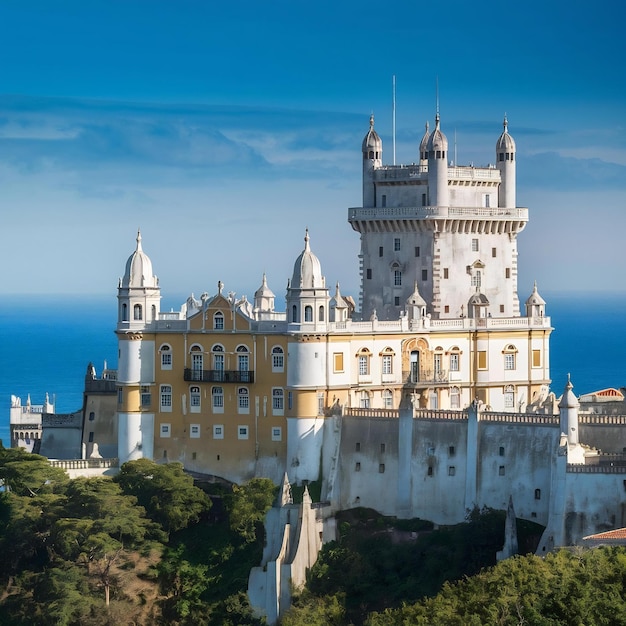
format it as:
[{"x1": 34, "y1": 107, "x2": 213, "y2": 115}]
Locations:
[
  {"x1": 383, "y1": 389, "x2": 393, "y2": 409},
  {"x1": 133, "y1": 304, "x2": 142, "y2": 320},
  {"x1": 443, "y1": 268, "x2": 449, "y2": 279},
  {"x1": 484, "y1": 194, "x2": 491, "y2": 208},
  {"x1": 451, "y1": 386, "x2": 460, "y2": 409},
  {"x1": 121, "y1": 303, "x2": 128, "y2": 321},
  {"x1": 499, "y1": 465, "x2": 506, "y2": 476},
  {"x1": 212, "y1": 387, "x2": 224, "y2": 412},
  {"x1": 272, "y1": 346, "x2": 284, "y2": 372},
  {"x1": 141, "y1": 385, "x2": 151, "y2": 407},
  {"x1": 160, "y1": 385, "x2": 172, "y2": 412},
  {"x1": 448, "y1": 466, "x2": 456, "y2": 476},
  {"x1": 272, "y1": 388, "x2": 284, "y2": 413},
  {"x1": 318, "y1": 393, "x2": 325, "y2": 416},
  {"x1": 334, "y1": 353, "x2": 344, "y2": 372},
  {"x1": 421, "y1": 193, "x2": 427, "y2": 206},
  {"x1": 238, "y1": 426, "x2": 249, "y2": 440},
  {"x1": 366, "y1": 268, "x2": 372, "y2": 279},
  {"x1": 492, "y1": 247, "x2": 497, "y2": 258},
  {"x1": 359, "y1": 390, "x2": 370, "y2": 408},
  {"x1": 379, "y1": 246, "x2": 384, "y2": 257},
  {"x1": 471, "y1": 238, "x2": 479, "y2": 252},
  {"x1": 190, "y1": 424, "x2": 200, "y2": 439},
  {"x1": 382, "y1": 354, "x2": 393, "y2": 375},
  {"x1": 238, "y1": 387, "x2": 249, "y2": 412},
  {"x1": 382, "y1": 194, "x2": 387, "y2": 207},
  {"x1": 213, "y1": 345, "x2": 224, "y2": 379},
  {"x1": 394, "y1": 297, "x2": 400, "y2": 306},
  {"x1": 190, "y1": 345, "x2": 203, "y2": 381},
  {"x1": 355, "y1": 442, "x2": 361, "y2": 452},
  {"x1": 394, "y1": 270, "x2": 402, "y2": 286},
  {"x1": 380, "y1": 443, "x2": 386, "y2": 453},
  {"x1": 190, "y1": 386, "x2": 200, "y2": 411},
  {"x1": 319, "y1": 305, "x2": 325, "y2": 322},
  {"x1": 535, "y1": 489, "x2": 541, "y2": 500},
  {"x1": 271, "y1": 427, "x2": 282, "y2": 442},
  {"x1": 160, "y1": 423, "x2": 171, "y2": 438},
  {"x1": 355, "y1": 462, "x2": 361, "y2": 472},
  {"x1": 379, "y1": 464, "x2": 385, "y2": 473},
  {"x1": 434, "y1": 352, "x2": 442, "y2": 376},
  {"x1": 303, "y1": 305, "x2": 312, "y2": 322},
  {"x1": 357, "y1": 349, "x2": 370, "y2": 376},
  {"x1": 415, "y1": 246, "x2": 420, "y2": 257},
  {"x1": 471, "y1": 270, "x2": 482, "y2": 288},
  {"x1": 292, "y1": 305, "x2": 297, "y2": 323},
  {"x1": 422, "y1": 269, "x2": 428, "y2": 281},
  {"x1": 444, "y1": 305, "x2": 449, "y2": 313},
  {"x1": 532, "y1": 350, "x2": 541, "y2": 368},
  {"x1": 89, "y1": 411, "x2": 95, "y2": 421},
  {"x1": 237, "y1": 345, "x2": 250, "y2": 379},
  {"x1": 449, "y1": 446, "x2": 455, "y2": 456},
  {"x1": 213, "y1": 425, "x2": 224, "y2": 440},
  {"x1": 449, "y1": 353, "x2": 459, "y2": 372},
  {"x1": 504, "y1": 385, "x2": 515, "y2": 408},
  {"x1": 505, "y1": 267, "x2": 511, "y2": 279},
  {"x1": 88, "y1": 431, "x2": 94, "y2": 443},
  {"x1": 500, "y1": 305, "x2": 505, "y2": 313},
  {"x1": 160, "y1": 345, "x2": 172, "y2": 369},
  {"x1": 214, "y1": 311, "x2": 224, "y2": 330},
  {"x1": 504, "y1": 346, "x2": 517, "y2": 370},
  {"x1": 478, "y1": 351, "x2": 487, "y2": 369},
  {"x1": 499, "y1": 446, "x2": 505, "y2": 456},
  {"x1": 427, "y1": 466, "x2": 433, "y2": 476},
  {"x1": 288, "y1": 391, "x2": 293, "y2": 410},
  {"x1": 117, "y1": 387, "x2": 123, "y2": 404},
  {"x1": 394, "y1": 238, "x2": 401, "y2": 251}
]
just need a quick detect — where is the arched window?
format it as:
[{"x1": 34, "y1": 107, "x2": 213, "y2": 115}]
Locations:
[
  {"x1": 503, "y1": 345, "x2": 517, "y2": 371},
  {"x1": 160, "y1": 344, "x2": 172, "y2": 370},
  {"x1": 382, "y1": 389, "x2": 393, "y2": 409},
  {"x1": 292, "y1": 305, "x2": 298, "y2": 323},
  {"x1": 160, "y1": 385, "x2": 172, "y2": 412},
  {"x1": 504, "y1": 385, "x2": 515, "y2": 409},
  {"x1": 237, "y1": 345, "x2": 250, "y2": 381},
  {"x1": 214, "y1": 311, "x2": 224, "y2": 330},
  {"x1": 272, "y1": 388, "x2": 284, "y2": 414},
  {"x1": 448, "y1": 347, "x2": 461, "y2": 372},
  {"x1": 121, "y1": 303, "x2": 128, "y2": 321},
  {"x1": 319, "y1": 305, "x2": 325, "y2": 322},
  {"x1": 190, "y1": 386, "x2": 201, "y2": 411},
  {"x1": 212, "y1": 345, "x2": 224, "y2": 380},
  {"x1": 151, "y1": 305, "x2": 156, "y2": 321},
  {"x1": 410, "y1": 350, "x2": 420, "y2": 383},
  {"x1": 133, "y1": 304, "x2": 142, "y2": 320},
  {"x1": 380, "y1": 347, "x2": 394, "y2": 376},
  {"x1": 237, "y1": 387, "x2": 249, "y2": 413},
  {"x1": 272, "y1": 346, "x2": 284, "y2": 372},
  {"x1": 451, "y1": 386, "x2": 460, "y2": 409},
  {"x1": 359, "y1": 390, "x2": 370, "y2": 408},
  {"x1": 304, "y1": 305, "x2": 313, "y2": 322},
  {"x1": 433, "y1": 346, "x2": 444, "y2": 377},
  {"x1": 356, "y1": 348, "x2": 371, "y2": 376},
  {"x1": 190, "y1": 345, "x2": 203, "y2": 381}
]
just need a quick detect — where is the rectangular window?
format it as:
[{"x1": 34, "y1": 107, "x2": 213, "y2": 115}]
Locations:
[
  {"x1": 422, "y1": 269, "x2": 427, "y2": 281},
  {"x1": 421, "y1": 193, "x2": 427, "y2": 206},
  {"x1": 358, "y1": 355, "x2": 369, "y2": 376},
  {"x1": 238, "y1": 388, "x2": 250, "y2": 413},
  {"x1": 394, "y1": 296, "x2": 400, "y2": 306},
  {"x1": 214, "y1": 314, "x2": 224, "y2": 330},
  {"x1": 444, "y1": 305, "x2": 449, "y2": 313},
  {"x1": 356, "y1": 442, "x2": 361, "y2": 452},
  {"x1": 394, "y1": 238, "x2": 401, "y2": 251},
  {"x1": 499, "y1": 466, "x2": 506, "y2": 476},
  {"x1": 355, "y1": 462, "x2": 361, "y2": 471},
  {"x1": 190, "y1": 386, "x2": 201, "y2": 409},
  {"x1": 271, "y1": 427, "x2": 282, "y2": 442},
  {"x1": 288, "y1": 391, "x2": 293, "y2": 410},
  {"x1": 532, "y1": 350, "x2": 541, "y2": 367},
  {"x1": 500, "y1": 305, "x2": 505, "y2": 313},
  {"x1": 379, "y1": 463, "x2": 385, "y2": 473},
  {"x1": 443, "y1": 268, "x2": 449, "y2": 279},
  {"x1": 212, "y1": 387, "x2": 224, "y2": 413},
  {"x1": 141, "y1": 385, "x2": 151, "y2": 407},
  {"x1": 318, "y1": 394, "x2": 324, "y2": 416},
  {"x1": 499, "y1": 446, "x2": 505, "y2": 456},
  {"x1": 492, "y1": 247, "x2": 497, "y2": 258},
  {"x1": 478, "y1": 351, "x2": 487, "y2": 370},
  {"x1": 415, "y1": 246, "x2": 420, "y2": 257},
  {"x1": 272, "y1": 388, "x2": 284, "y2": 412},
  {"x1": 334, "y1": 353, "x2": 344, "y2": 373},
  {"x1": 382, "y1": 355, "x2": 392, "y2": 374},
  {"x1": 379, "y1": 246, "x2": 384, "y2": 257},
  {"x1": 88, "y1": 431, "x2": 94, "y2": 443},
  {"x1": 448, "y1": 446, "x2": 455, "y2": 456},
  {"x1": 190, "y1": 424, "x2": 200, "y2": 439},
  {"x1": 272, "y1": 348, "x2": 284, "y2": 371},
  {"x1": 238, "y1": 426, "x2": 249, "y2": 440},
  {"x1": 380, "y1": 443, "x2": 386, "y2": 453},
  {"x1": 448, "y1": 466, "x2": 456, "y2": 476},
  {"x1": 450, "y1": 354, "x2": 459, "y2": 371},
  {"x1": 117, "y1": 387, "x2": 123, "y2": 405},
  {"x1": 427, "y1": 466, "x2": 433, "y2": 476},
  {"x1": 213, "y1": 425, "x2": 224, "y2": 440},
  {"x1": 394, "y1": 270, "x2": 402, "y2": 286},
  {"x1": 471, "y1": 238, "x2": 479, "y2": 252},
  {"x1": 160, "y1": 385, "x2": 172, "y2": 412},
  {"x1": 366, "y1": 268, "x2": 372, "y2": 279},
  {"x1": 382, "y1": 194, "x2": 387, "y2": 207},
  {"x1": 160, "y1": 423, "x2": 171, "y2": 438},
  {"x1": 161, "y1": 348, "x2": 172, "y2": 370},
  {"x1": 504, "y1": 353, "x2": 516, "y2": 370},
  {"x1": 505, "y1": 267, "x2": 511, "y2": 279}
]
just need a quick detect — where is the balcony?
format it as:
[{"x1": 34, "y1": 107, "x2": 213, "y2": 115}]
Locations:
[
  {"x1": 184, "y1": 369, "x2": 255, "y2": 384},
  {"x1": 404, "y1": 369, "x2": 449, "y2": 386}
]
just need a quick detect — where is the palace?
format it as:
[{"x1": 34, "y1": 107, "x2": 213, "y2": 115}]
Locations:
[{"x1": 19, "y1": 112, "x2": 626, "y2": 567}]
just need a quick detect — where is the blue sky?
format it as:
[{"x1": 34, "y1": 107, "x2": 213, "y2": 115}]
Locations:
[{"x1": 0, "y1": 0, "x2": 624, "y2": 305}]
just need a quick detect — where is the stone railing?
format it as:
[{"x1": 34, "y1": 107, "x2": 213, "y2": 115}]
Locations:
[
  {"x1": 414, "y1": 409, "x2": 468, "y2": 421},
  {"x1": 349, "y1": 206, "x2": 528, "y2": 222},
  {"x1": 49, "y1": 458, "x2": 119, "y2": 470},
  {"x1": 343, "y1": 408, "x2": 400, "y2": 419},
  {"x1": 579, "y1": 415, "x2": 626, "y2": 425},
  {"x1": 567, "y1": 464, "x2": 626, "y2": 474},
  {"x1": 480, "y1": 412, "x2": 559, "y2": 425}
]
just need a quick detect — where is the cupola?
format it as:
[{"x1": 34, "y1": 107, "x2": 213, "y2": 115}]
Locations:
[
  {"x1": 362, "y1": 114, "x2": 382, "y2": 160},
  {"x1": 121, "y1": 230, "x2": 158, "y2": 289},
  {"x1": 525, "y1": 281, "x2": 546, "y2": 318}
]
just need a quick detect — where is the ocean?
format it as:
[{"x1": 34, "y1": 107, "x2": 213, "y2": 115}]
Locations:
[{"x1": 2, "y1": 292, "x2": 625, "y2": 446}]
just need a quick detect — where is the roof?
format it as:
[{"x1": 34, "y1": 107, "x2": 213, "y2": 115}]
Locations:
[{"x1": 583, "y1": 528, "x2": 626, "y2": 545}]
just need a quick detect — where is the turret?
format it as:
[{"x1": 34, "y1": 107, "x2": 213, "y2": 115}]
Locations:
[
  {"x1": 418, "y1": 121, "x2": 429, "y2": 166},
  {"x1": 406, "y1": 281, "x2": 427, "y2": 321},
  {"x1": 525, "y1": 281, "x2": 546, "y2": 318},
  {"x1": 254, "y1": 273, "x2": 275, "y2": 316},
  {"x1": 559, "y1": 375, "x2": 579, "y2": 446},
  {"x1": 427, "y1": 113, "x2": 449, "y2": 207},
  {"x1": 496, "y1": 116, "x2": 516, "y2": 208},
  {"x1": 362, "y1": 114, "x2": 382, "y2": 208}
]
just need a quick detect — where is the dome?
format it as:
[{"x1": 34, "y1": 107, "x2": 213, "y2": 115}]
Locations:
[
  {"x1": 496, "y1": 116, "x2": 516, "y2": 152},
  {"x1": 121, "y1": 230, "x2": 158, "y2": 289},
  {"x1": 419, "y1": 121, "x2": 430, "y2": 158},
  {"x1": 525, "y1": 281, "x2": 546, "y2": 306},
  {"x1": 362, "y1": 114, "x2": 382, "y2": 153},
  {"x1": 254, "y1": 273, "x2": 275, "y2": 300},
  {"x1": 426, "y1": 114, "x2": 448, "y2": 152},
  {"x1": 291, "y1": 229, "x2": 324, "y2": 289},
  {"x1": 558, "y1": 374, "x2": 579, "y2": 409}
]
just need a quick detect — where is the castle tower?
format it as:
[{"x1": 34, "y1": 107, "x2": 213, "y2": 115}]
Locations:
[
  {"x1": 362, "y1": 114, "x2": 382, "y2": 208},
  {"x1": 350, "y1": 115, "x2": 528, "y2": 320},
  {"x1": 426, "y1": 113, "x2": 449, "y2": 207},
  {"x1": 496, "y1": 116, "x2": 516, "y2": 208},
  {"x1": 525, "y1": 281, "x2": 546, "y2": 318},
  {"x1": 116, "y1": 230, "x2": 159, "y2": 464},
  {"x1": 254, "y1": 273, "x2": 276, "y2": 319},
  {"x1": 559, "y1": 375, "x2": 579, "y2": 446}
]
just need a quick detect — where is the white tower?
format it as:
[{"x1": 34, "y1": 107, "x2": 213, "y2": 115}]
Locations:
[
  {"x1": 418, "y1": 121, "x2": 430, "y2": 167},
  {"x1": 362, "y1": 114, "x2": 382, "y2": 208},
  {"x1": 496, "y1": 116, "x2": 516, "y2": 208},
  {"x1": 426, "y1": 113, "x2": 449, "y2": 207},
  {"x1": 116, "y1": 230, "x2": 159, "y2": 464}
]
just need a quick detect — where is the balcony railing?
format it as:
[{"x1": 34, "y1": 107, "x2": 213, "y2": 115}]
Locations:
[
  {"x1": 184, "y1": 369, "x2": 255, "y2": 384},
  {"x1": 404, "y1": 370, "x2": 449, "y2": 385}
]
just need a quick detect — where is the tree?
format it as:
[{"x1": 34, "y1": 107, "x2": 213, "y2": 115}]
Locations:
[
  {"x1": 224, "y1": 478, "x2": 276, "y2": 543},
  {"x1": 0, "y1": 447, "x2": 68, "y2": 496},
  {"x1": 115, "y1": 459, "x2": 211, "y2": 533}
]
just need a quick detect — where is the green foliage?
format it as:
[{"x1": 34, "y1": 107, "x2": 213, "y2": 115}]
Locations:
[
  {"x1": 224, "y1": 477, "x2": 277, "y2": 543},
  {"x1": 280, "y1": 592, "x2": 348, "y2": 626},
  {"x1": 115, "y1": 459, "x2": 211, "y2": 533},
  {"x1": 0, "y1": 447, "x2": 68, "y2": 496}
]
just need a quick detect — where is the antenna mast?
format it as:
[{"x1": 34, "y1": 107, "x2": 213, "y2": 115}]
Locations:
[{"x1": 392, "y1": 75, "x2": 396, "y2": 165}]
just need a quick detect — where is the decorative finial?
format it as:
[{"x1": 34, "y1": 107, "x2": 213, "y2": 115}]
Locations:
[
  {"x1": 425, "y1": 121, "x2": 429, "y2": 132},
  {"x1": 369, "y1": 113, "x2": 375, "y2": 129},
  {"x1": 566, "y1": 373, "x2": 573, "y2": 390},
  {"x1": 304, "y1": 228, "x2": 310, "y2": 250},
  {"x1": 503, "y1": 114, "x2": 508, "y2": 132},
  {"x1": 218, "y1": 280, "x2": 224, "y2": 295},
  {"x1": 136, "y1": 228, "x2": 142, "y2": 250}
]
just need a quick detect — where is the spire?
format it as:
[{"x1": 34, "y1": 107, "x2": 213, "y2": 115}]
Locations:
[
  {"x1": 503, "y1": 113, "x2": 508, "y2": 133},
  {"x1": 369, "y1": 113, "x2": 375, "y2": 130},
  {"x1": 136, "y1": 228, "x2": 142, "y2": 251},
  {"x1": 304, "y1": 228, "x2": 310, "y2": 252}
]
